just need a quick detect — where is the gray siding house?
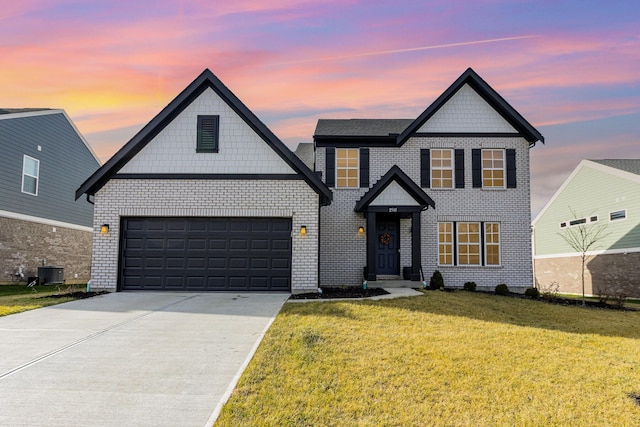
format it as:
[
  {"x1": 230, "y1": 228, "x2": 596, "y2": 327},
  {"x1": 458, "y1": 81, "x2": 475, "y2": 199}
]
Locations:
[
  {"x1": 533, "y1": 159, "x2": 640, "y2": 298},
  {"x1": 77, "y1": 70, "x2": 332, "y2": 293},
  {"x1": 314, "y1": 68, "x2": 544, "y2": 291},
  {"x1": 0, "y1": 109, "x2": 100, "y2": 282}
]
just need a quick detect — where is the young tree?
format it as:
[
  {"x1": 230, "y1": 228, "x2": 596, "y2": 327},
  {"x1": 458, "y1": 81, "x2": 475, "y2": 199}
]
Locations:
[{"x1": 558, "y1": 208, "x2": 609, "y2": 305}]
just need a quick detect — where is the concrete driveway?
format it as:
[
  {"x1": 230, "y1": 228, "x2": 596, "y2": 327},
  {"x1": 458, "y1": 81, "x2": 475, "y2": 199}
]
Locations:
[{"x1": 0, "y1": 291, "x2": 288, "y2": 427}]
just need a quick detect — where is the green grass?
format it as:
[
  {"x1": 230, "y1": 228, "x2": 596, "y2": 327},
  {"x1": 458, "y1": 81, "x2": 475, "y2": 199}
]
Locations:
[
  {"x1": 0, "y1": 284, "x2": 87, "y2": 316},
  {"x1": 216, "y1": 291, "x2": 640, "y2": 426}
]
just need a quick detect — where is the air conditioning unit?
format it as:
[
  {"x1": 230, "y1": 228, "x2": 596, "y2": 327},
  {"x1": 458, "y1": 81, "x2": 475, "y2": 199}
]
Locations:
[{"x1": 37, "y1": 266, "x2": 64, "y2": 285}]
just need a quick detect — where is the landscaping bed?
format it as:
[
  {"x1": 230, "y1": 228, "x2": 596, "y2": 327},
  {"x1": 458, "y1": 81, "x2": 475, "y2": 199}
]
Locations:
[{"x1": 290, "y1": 286, "x2": 389, "y2": 300}]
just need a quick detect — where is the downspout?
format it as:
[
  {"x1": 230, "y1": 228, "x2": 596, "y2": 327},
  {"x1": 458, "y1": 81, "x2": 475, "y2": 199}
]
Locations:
[{"x1": 86, "y1": 194, "x2": 94, "y2": 205}]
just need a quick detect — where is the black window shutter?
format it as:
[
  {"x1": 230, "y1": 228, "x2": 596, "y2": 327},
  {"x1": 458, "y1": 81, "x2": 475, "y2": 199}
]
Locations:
[
  {"x1": 472, "y1": 149, "x2": 482, "y2": 188},
  {"x1": 325, "y1": 147, "x2": 335, "y2": 187},
  {"x1": 420, "y1": 149, "x2": 430, "y2": 188},
  {"x1": 506, "y1": 149, "x2": 516, "y2": 188},
  {"x1": 359, "y1": 148, "x2": 369, "y2": 188},
  {"x1": 455, "y1": 149, "x2": 465, "y2": 188},
  {"x1": 197, "y1": 115, "x2": 219, "y2": 153}
]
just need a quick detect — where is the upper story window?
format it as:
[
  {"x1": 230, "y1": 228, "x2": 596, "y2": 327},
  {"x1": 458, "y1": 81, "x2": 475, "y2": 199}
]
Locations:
[
  {"x1": 482, "y1": 149, "x2": 504, "y2": 188},
  {"x1": 431, "y1": 149, "x2": 453, "y2": 188},
  {"x1": 22, "y1": 155, "x2": 40, "y2": 196},
  {"x1": 610, "y1": 210, "x2": 626, "y2": 221},
  {"x1": 336, "y1": 148, "x2": 359, "y2": 188},
  {"x1": 196, "y1": 115, "x2": 219, "y2": 153}
]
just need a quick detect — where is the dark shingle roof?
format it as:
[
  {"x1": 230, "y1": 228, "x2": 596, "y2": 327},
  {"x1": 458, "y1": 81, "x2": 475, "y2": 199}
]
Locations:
[
  {"x1": 591, "y1": 159, "x2": 640, "y2": 176},
  {"x1": 314, "y1": 119, "x2": 413, "y2": 137},
  {"x1": 0, "y1": 108, "x2": 52, "y2": 115}
]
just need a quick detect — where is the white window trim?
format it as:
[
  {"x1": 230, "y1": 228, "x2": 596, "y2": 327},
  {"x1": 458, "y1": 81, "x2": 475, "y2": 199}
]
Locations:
[
  {"x1": 335, "y1": 148, "x2": 359, "y2": 189},
  {"x1": 437, "y1": 222, "x2": 454, "y2": 266},
  {"x1": 457, "y1": 222, "x2": 482, "y2": 266},
  {"x1": 560, "y1": 215, "x2": 600, "y2": 229},
  {"x1": 609, "y1": 209, "x2": 627, "y2": 222},
  {"x1": 21, "y1": 155, "x2": 40, "y2": 196},
  {"x1": 431, "y1": 148, "x2": 454, "y2": 189},
  {"x1": 482, "y1": 149, "x2": 505, "y2": 189},
  {"x1": 437, "y1": 221, "x2": 501, "y2": 267},
  {"x1": 484, "y1": 222, "x2": 501, "y2": 266}
]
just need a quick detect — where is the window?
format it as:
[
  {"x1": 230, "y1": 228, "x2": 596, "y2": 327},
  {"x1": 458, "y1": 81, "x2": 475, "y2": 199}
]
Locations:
[
  {"x1": 482, "y1": 149, "x2": 504, "y2": 188},
  {"x1": 22, "y1": 155, "x2": 39, "y2": 195},
  {"x1": 197, "y1": 115, "x2": 219, "y2": 153},
  {"x1": 560, "y1": 215, "x2": 600, "y2": 228},
  {"x1": 458, "y1": 222, "x2": 481, "y2": 265},
  {"x1": 431, "y1": 149, "x2": 453, "y2": 188},
  {"x1": 438, "y1": 222, "x2": 453, "y2": 265},
  {"x1": 569, "y1": 218, "x2": 587, "y2": 226},
  {"x1": 336, "y1": 148, "x2": 359, "y2": 188},
  {"x1": 438, "y1": 221, "x2": 501, "y2": 266},
  {"x1": 485, "y1": 223, "x2": 500, "y2": 265},
  {"x1": 610, "y1": 210, "x2": 626, "y2": 221}
]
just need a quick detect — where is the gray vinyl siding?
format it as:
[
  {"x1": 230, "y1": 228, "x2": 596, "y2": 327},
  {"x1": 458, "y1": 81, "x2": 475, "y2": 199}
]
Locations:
[{"x1": 0, "y1": 113, "x2": 99, "y2": 227}]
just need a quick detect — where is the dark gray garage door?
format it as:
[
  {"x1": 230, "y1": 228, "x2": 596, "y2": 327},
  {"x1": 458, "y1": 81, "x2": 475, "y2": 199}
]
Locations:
[{"x1": 120, "y1": 217, "x2": 292, "y2": 291}]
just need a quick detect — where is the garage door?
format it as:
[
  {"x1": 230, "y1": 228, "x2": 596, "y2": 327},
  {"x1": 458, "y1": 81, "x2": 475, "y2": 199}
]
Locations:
[{"x1": 120, "y1": 217, "x2": 292, "y2": 291}]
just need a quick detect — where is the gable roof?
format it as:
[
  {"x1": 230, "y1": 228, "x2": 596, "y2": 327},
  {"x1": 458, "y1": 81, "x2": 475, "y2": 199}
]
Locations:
[
  {"x1": 532, "y1": 159, "x2": 640, "y2": 226},
  {"x1": 76, "y1": 69, "x2": 332, "y2": 205},
  {"x1": 397, "y1": 68, "x2": 544, "y2": 146},
  {"x1": 0, "y1": 108, "x2": 100, "y2": 164},
  {"x1": 354, "y1": 165, "x2": 435, "y2": 212},
  {"x1": 591, "y1": 159, "x2": 640, "y2": 176},
  {"x1": 312, "y1": 68, "x2": 543, "y2": 147},
  {"x1": 0, "y1": 108, "x2": 52, "y2": 115}
]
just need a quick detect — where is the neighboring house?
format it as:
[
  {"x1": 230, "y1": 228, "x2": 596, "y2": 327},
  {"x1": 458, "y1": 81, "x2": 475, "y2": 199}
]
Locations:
[
  {"x1": 533, "y1": 159, "x2": 640, "y2": 298},
  {"x1": 314, "y1": 68, "x2": 544, "y2": 291},
  {"x1": 0, "y1": 109, "x2": 100, "y2": 282},
  {"x1": 76, "y1": 70, "x2": 332, "y2": 293}
]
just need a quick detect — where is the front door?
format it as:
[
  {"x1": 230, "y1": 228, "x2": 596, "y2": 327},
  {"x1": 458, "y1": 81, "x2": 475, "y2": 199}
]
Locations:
[{"x1": 376, "y1": 215, "x2": 399, "y2": 275}]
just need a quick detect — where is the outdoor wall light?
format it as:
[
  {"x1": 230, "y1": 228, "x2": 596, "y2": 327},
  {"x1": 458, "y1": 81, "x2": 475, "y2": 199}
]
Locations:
[
  {"x1": 358, "y1": 226, "x2": 365, "y2": 234},
  {"x1": 300, "y1": 225, "x2": 307, "y2": 235},
  {"x1": 101, "y1": 224, "x2": 110, "y2": 234}
]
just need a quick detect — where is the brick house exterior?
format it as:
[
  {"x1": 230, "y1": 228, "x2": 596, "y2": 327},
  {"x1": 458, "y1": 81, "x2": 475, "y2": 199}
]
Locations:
[
  {"x1": 314, "y1": 68, "x2": 543, "y2": 291},
  {"x1": 77, "y1": 70, "x2": 331, "y2": 293},
  {"x1": 1, "y1": 109, "x2": 100, "y2": 283},
  {"x1": 78, "y1": 68, "x2": 542, "y2": 294}
]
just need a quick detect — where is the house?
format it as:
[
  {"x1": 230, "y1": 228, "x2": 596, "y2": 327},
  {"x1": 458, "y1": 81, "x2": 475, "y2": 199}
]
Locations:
[
  {"x1": 0, "y1": 109, "x2": 100, "y2": 282},
  {"x1": 77, "y1": 68, "x2": 543, "y2": 294},
  {"x1": 76, "y1": 69, "x2": 332, "y2": 293},
  {"x1": 314, "y1": 68, "x2": 543, "y2": 291},
  {"x1": 532, "y1": 159, "x2": 640, "y2": 298}
]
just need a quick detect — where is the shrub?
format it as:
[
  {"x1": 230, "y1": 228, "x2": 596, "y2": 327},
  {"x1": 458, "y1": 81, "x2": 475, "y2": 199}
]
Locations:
[
  {"x1": 463, "y1": 281, "x2": 477, "y2": 292},
  {"x1": 494, "y1": 283, "x2": 510, "y2": 296},
  {"x1": 429, "y1": 270, "x2": 444, "y2": 290},
  {"x1": 524, "y1": 287, "x2": 540, "y2": 298},
  {"x1": 540, "y1": 281, "x2": 560, "y2": 302}
]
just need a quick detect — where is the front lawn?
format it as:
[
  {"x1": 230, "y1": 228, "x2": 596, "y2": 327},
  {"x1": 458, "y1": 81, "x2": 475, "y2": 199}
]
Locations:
[
  {"x1": 216, "y1": 291, "x2": 640, "y2": 426},
  {"x1": 0, "y1": 284, "x2": 88, "y2": 317}
]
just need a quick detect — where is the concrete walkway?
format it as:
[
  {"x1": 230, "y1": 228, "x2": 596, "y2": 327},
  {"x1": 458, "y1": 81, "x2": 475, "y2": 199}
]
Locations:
[{"x1": 0, "y1": 292, "x2": 288, "y2": 427}]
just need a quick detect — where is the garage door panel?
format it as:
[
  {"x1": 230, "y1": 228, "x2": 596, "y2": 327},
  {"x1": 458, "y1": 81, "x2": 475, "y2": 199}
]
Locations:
[{"x1": 121, "y1": 217, "x2": 291, "y2": 291}]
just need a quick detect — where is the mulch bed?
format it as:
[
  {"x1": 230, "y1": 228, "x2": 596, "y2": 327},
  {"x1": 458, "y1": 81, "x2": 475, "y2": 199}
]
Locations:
[
  {"x1": 290, "y1": 287, "x2": 389, "y2": 300},
  {"x1": 38, "y1": 291, "x2": 109, "y2": 300}
]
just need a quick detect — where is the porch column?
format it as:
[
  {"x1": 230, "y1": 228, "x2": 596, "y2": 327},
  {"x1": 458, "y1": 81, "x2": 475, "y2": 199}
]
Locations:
[
  {"x1": 366, "y1": 212, "x2": 377, "y2": 281},
  {"x1": 411, "y1": 211, "x2": 421, "y2": 281}
]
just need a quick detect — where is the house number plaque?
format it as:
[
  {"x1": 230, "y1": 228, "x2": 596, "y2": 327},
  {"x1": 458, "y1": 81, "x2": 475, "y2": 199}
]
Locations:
[{"x1": 388, "y1": 207, "x2": 397, "y2": 213}]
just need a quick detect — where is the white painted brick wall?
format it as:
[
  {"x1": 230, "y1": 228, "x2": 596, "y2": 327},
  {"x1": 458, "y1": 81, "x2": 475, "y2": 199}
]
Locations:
[
  {"x1": 418, "y1": 84, "x2": 517, "y2": 133},
  {"x1": 119, "y1": 88, "x2": 295, "y2": 174},
  {"x1": 90, "y1": 179, "x2": 319, "y2": 293},
  {"x1": 318, "y1": 135, "x2": 534, "y2": 290}
]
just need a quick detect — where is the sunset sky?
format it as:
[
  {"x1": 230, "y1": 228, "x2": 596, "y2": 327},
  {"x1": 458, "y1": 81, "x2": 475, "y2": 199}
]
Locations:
[{"x1": 2, "y1": 0, "x2": 638, "y2": 216}]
